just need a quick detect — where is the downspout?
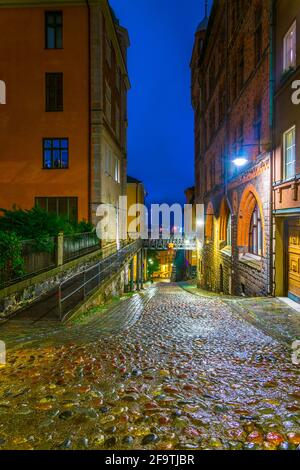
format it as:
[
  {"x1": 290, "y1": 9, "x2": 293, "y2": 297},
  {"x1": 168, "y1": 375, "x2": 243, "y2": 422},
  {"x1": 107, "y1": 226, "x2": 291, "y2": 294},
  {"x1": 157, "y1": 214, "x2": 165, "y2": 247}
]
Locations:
[
  {"x1": 223, "y1": 0, "x2": 234, "y2": 293},
  {"x1": 86, "y1": 0, "x2": 92, "y2": 224},
  {"x1": 269, "y1": 0, "x2": 275, "y2": 296}
]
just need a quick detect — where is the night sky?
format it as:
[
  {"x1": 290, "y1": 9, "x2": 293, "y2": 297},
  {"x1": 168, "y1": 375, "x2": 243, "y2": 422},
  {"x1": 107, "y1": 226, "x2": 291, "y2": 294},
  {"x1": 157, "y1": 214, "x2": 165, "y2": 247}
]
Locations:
[{"x1": 110, "y1": 0, "x2": 210, "y2": 206}]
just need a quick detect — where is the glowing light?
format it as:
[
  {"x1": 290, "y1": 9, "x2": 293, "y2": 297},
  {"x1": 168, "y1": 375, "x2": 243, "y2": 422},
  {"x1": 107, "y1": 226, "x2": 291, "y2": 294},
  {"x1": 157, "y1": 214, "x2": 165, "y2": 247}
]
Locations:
[{"x1": 232, "y1": 158, "x2": 248, "y2": 167}]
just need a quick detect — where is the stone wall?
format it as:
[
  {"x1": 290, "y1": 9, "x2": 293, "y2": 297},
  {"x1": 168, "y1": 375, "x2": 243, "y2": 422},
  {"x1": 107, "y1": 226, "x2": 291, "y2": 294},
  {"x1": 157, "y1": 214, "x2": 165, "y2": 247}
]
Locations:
[{"x1": 0, "y1": 250, "x2": 103, "y2": 319}]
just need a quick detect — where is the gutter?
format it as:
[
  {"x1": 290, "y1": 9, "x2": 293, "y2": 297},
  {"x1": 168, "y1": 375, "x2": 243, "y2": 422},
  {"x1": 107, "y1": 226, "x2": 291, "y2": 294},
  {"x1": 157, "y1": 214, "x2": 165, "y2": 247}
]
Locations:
[{"x1": 269, "y1": 0, "x2": 275, "y2": 295}]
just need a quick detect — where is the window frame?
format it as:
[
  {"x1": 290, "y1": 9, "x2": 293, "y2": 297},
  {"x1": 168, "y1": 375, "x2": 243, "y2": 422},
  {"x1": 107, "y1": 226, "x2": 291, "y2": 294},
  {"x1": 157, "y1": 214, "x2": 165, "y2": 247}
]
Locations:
[
  {"x1": 283, "y1": 125, "x2": 296, "y2": 180},
  {"x1": 35, "y1": 197, "x2": 78, "y2": 223},
  {"x1": 43, "y1": 138, "x2": 69, "y2": 170},
  {"x1": 105, "y1": 80, "x2": 112, "y2": 124},
  {"x1": 45, "y1": 11, "x2": 63, "y2": 50},
  {"x1": 283, "y1": 20, "x2": 296, "y2": 71},
  {"x1": 45, "y1": 72, "x2": 63, "y2": 112},
  {"x1": 249, "y1": 204, "x2": 263, "y2": 257}
]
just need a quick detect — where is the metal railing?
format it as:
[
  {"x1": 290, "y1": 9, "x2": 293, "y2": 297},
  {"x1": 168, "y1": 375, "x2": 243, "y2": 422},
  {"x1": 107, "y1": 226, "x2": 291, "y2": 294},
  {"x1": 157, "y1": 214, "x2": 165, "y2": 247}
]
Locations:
[
  {"x1": 58, "y1": 239, "x2": 142, "y2": 320},
  {"x1": 63, "y1": 232, "x2": 99, "y2": 263},
  {"x1": 0, "y1": 237, "x2": 57, "y2": 288}
]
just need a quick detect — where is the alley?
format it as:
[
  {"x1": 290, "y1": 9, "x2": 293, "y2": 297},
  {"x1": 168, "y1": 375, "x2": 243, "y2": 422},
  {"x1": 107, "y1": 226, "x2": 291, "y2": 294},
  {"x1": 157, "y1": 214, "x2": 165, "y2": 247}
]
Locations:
[{"x1": 0, "y1": 283, "x2": 299, "y2": 450}]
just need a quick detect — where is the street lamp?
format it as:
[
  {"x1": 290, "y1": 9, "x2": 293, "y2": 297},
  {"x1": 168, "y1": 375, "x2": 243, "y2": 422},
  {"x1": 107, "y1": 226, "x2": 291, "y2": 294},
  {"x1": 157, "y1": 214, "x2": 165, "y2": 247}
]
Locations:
[{"x1": 232, "y1": 157, "x2": 248, "y2": 167}]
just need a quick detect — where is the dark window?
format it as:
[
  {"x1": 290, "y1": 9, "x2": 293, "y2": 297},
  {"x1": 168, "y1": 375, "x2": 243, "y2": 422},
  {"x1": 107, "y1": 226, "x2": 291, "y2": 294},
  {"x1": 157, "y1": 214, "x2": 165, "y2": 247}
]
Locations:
[
  {"x1": 35, "y1": 197, "x2": 78, "y2": 223},
  {"x1": 43, "y1": 138, "x2": 69, "y2": 169},
  {"x1": 253, "y1": 101, "x2": 262, "y2": 149},
  {"x1": 237, "y1": 120, "x2": 244, "y2": 152},
  {"x1": 249, "y1": 204, "x2": 263, "y2": 256},
  {"x1": 231, "y1": 58, "x2": 237, "y2": 103},
  {"x1": 254, "y1": 6, "x2": 263, "y2": 64},
  {"x1": 237, "y1": 45, "x2": 244, "y2": 91},
  {"x1": 45, "y1": 11, "x2": 63, "y2": 49},
  {"x1": 46, "y1": 73, "x2": 63, "y2": 111}
]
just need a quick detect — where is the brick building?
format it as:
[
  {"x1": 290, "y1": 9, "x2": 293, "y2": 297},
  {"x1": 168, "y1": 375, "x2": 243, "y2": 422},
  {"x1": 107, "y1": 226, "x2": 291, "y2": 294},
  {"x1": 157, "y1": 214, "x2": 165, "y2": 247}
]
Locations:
[
  {"x1": 273, "y1": 0, "x2": 300, "y2": 301},
  {"x1": 0, "y1": 0, "x2": 130, "y2": 236},
  {"x1": 191, "y1": 0, "x2": 272, "y2": 296}
]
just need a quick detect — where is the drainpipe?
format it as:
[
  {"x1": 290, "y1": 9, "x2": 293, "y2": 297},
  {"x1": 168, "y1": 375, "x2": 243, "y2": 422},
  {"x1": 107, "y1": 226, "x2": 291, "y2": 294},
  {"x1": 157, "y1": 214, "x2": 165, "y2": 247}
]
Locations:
[
  {"x1": 223, "y1": 0, "x2": 234, "y2": 293},
  {"x1": 86, "y1": 0, "x2": 92, "y2": 224},
  {"x1": 269, "y1": 0, "x2": 275, "y2": 296}
]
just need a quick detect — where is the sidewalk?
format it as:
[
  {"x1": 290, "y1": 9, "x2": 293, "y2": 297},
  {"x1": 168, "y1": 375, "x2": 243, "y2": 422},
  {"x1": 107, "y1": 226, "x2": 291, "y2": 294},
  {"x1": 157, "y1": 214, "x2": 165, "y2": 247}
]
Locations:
[{"x1": 180, "y1": 282, "x2": 300, "y2": 346}]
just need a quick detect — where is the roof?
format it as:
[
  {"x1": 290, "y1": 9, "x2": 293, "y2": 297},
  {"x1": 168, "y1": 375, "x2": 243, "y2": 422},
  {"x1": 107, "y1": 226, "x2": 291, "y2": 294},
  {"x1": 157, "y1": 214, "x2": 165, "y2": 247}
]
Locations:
[
  {"x1": 196, "y1": 16, "x2": 208, "y2": 32},
  {"x1": 127, "y1": 176, "x2": 142, "y2": 184}
]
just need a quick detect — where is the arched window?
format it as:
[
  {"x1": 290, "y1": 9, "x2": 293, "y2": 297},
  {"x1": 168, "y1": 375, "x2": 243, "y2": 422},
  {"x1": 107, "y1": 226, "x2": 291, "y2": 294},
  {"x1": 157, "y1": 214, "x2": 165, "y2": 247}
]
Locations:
[
  {"x1": 226, "y1": 214, "x2": 232, "y2": 246},
  {"x1": 249, "y1": 204, "x2": 262, "y2": 256},
  {"x1": 205, "y1": 202, "x2": 214, "y2": 240}
]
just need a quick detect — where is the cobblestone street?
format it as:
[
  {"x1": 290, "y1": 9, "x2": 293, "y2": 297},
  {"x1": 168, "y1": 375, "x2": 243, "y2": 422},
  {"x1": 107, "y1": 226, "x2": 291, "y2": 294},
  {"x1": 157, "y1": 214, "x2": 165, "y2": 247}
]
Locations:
[{"x1": 0, "y1": 283, "x2": 299, "y2": 450}]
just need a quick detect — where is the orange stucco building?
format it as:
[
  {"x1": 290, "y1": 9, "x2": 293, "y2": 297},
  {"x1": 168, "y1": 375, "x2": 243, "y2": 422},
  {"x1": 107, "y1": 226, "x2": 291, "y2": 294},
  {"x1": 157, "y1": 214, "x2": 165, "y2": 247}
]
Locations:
[{"x1": 0, "y1": 0, "x2": 130, "y2": 226}]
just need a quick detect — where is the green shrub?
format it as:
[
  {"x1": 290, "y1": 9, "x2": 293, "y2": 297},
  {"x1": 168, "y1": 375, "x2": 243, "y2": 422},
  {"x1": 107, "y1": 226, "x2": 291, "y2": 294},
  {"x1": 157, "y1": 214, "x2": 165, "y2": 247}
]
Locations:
[{"x1": 0, "y1": 231, "x2": 24, "y2": 279}]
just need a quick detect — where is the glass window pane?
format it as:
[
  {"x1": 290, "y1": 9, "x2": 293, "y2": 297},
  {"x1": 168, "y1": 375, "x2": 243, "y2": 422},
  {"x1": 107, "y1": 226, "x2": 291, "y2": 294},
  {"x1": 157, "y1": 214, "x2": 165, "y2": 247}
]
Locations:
[
  {"x1": 61, "y1": 139, "x2": 68, "y2": 148},
  {"x1": 44, "y1": 139, "x2": 52, "y2": 149},
  {"x1": 53, "y1": 150, "x2": 61, "y2": 168},
  {"x1": 61, "y1": 150, "x2": 68, "y2": 168},
  {"x1": 44, "y1": 150, "x2": 52, "y2": 168},
  {"x1": 48, "y1": 198, "x2": 57, "y2": 215}
]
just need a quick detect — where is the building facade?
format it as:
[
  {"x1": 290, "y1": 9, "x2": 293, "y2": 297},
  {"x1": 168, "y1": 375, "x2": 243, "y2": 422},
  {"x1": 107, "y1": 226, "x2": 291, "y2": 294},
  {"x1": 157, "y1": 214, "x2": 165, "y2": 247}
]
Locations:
[
  {"x1": 0, "y1": 0, "x2": 129, "y2": 233},
  {"x1": 273, "y1": 0, "x2": 300, "y2": 301},
  {"x1": 191, "y1": 0, "x2": 272, "y2": 296},
  {"x1": 184, "y1": 186, "x2": 197, "y2": 279}
]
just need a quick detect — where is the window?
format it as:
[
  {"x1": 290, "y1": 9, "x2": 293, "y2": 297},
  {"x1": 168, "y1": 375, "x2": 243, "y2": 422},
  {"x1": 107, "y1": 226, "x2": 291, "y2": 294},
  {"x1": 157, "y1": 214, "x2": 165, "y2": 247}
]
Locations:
[
  {"x1": 284, "y1": 126, "x2": 296, "y2": 179},
  {"x1": 254, "y1": 6, "x2": 263, "y2": 64},
  {"x1": 45, "y1": 11, "x2": 63, "y2": 49},
  {"x1": 104, "y1": 143, "x2": 120, "y2": 183},
  {"x1": 116, "y1": 104, "x2": 120, "y2": 138},
  {"x1": 237, "y1": 44, "x2": 244, "y2": 91},
  {"x1": 35, "y1": 197, "x2": 77, "y2": 223},
  {"x1": 283, "y1": 21, "x2": 296, "y2": 70},
  {"x1": 231, "y1": 58, "x2": 237, "y2": 103},
  {"x1": 116, "y1": 68, "x2": 121, "y2": 91},
  {"x1": 237, "y1": 120, "x2": 244, "y2": 153},
  {"x1": 227, "y1": 214, "x2": 232, "y2": 246},
  {"x1": 106, "y1": 36, "x2": 112, "y2": 67},
  {"x1": 253, "y1": 100, "x2": 262, "y2": 149},
  {"x1": 46, "y1": 73, "x2": 63, "y2": 111},
  {"x1": 43, "y1": 138, "x2": 69, "y2": 169},
  {"x1": 249, "y1": 204, "x2": 263, "y2": 256},
  {"x1": 105, "y1": 80, "x2": 112, "y2": 123}
]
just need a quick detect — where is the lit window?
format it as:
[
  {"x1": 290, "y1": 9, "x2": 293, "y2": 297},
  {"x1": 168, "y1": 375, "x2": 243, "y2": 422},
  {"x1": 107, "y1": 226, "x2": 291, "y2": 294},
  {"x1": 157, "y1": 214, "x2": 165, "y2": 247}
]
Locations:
[
  {"x1": 45, "y1": 11, "x2": 63, "y2": 49},
  {"x1": 249, "y1": 204, "x2": 263, "y2": 256},
  {"x1": 43, "y1": 138, "x2": 69, "y2": 169},
  {"x1": 284, "y1": 126, "x2": 296, "y2": 179},
  {"x1": 283, "y1": 21, "x2": 296, "y2": 70}
]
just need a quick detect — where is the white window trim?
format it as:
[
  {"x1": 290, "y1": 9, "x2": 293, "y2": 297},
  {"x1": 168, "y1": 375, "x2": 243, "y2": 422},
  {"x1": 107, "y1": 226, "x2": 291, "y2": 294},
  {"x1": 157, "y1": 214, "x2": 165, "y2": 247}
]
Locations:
[
  {"x1": 283, "y1": 125, "x2": 296, "y2": 180},
  {"x1": 283, "y1": 21, "x2": 296, "y2": 71}
]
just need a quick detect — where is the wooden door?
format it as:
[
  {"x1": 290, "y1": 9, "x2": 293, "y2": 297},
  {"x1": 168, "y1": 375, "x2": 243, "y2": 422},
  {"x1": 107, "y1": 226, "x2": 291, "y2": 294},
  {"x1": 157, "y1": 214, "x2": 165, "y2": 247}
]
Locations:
[{"x1": 288, "y1": 219, "x2": 300, "y2": 301}]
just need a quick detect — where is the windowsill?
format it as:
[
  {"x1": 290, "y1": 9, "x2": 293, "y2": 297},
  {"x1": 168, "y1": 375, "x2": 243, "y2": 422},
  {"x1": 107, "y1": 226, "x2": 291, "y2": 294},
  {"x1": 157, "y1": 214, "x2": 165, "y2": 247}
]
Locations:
[
  {"x1": 43, "y1": 167, "x2": 69, "y2": 170},
  {"x1": 273, "y1": 175, "x2": 300, "y2": 187},
  {"x1": 239, "y1": 252, "x2": 262, "y2": 271}
]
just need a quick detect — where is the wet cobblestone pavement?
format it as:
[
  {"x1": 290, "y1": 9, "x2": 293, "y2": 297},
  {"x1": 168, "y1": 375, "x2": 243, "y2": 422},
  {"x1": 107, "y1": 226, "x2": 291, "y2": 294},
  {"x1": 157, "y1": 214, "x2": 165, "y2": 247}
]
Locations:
[{"x1": 0, "y1": 283, "x2": 299, "y2": 450}]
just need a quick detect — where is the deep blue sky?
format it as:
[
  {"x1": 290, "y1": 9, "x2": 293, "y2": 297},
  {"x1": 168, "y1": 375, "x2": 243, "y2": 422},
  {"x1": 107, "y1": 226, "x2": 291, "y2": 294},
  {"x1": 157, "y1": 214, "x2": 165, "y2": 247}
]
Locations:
[{"x1": 110, "y1": 0, "x2": 210, "y2": 205}]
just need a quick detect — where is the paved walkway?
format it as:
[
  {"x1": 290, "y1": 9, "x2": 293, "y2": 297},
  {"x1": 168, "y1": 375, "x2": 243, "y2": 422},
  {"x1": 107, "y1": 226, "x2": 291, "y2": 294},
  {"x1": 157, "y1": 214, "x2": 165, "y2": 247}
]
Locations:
[
  {"x1": 0, "y1": 283, "x2": 299, "y2": 450},
  {"x1": 180, "y1": 282, "x2": 300, "y2": 346}
]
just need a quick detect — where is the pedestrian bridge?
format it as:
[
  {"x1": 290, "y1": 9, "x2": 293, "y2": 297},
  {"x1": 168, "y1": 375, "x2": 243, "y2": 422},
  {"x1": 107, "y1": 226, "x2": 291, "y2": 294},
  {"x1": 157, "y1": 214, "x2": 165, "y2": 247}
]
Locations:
[{"x1": 142, "y1": 236, "x2": 197, "y2": 251}]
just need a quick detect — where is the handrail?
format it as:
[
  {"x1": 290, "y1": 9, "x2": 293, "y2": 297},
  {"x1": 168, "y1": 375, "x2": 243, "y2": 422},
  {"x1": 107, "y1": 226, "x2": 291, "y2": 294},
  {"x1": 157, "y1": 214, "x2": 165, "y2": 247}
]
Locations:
[{"x1": 58, "y1": 239, "x2": 142, "y2": 320}]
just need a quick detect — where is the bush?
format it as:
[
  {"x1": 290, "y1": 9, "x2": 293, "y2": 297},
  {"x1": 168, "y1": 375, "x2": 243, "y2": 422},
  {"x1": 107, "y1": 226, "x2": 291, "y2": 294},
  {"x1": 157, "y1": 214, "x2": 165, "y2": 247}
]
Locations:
[{"x1": 0, "y1": 231, "x2": 24, "y2": 279}]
